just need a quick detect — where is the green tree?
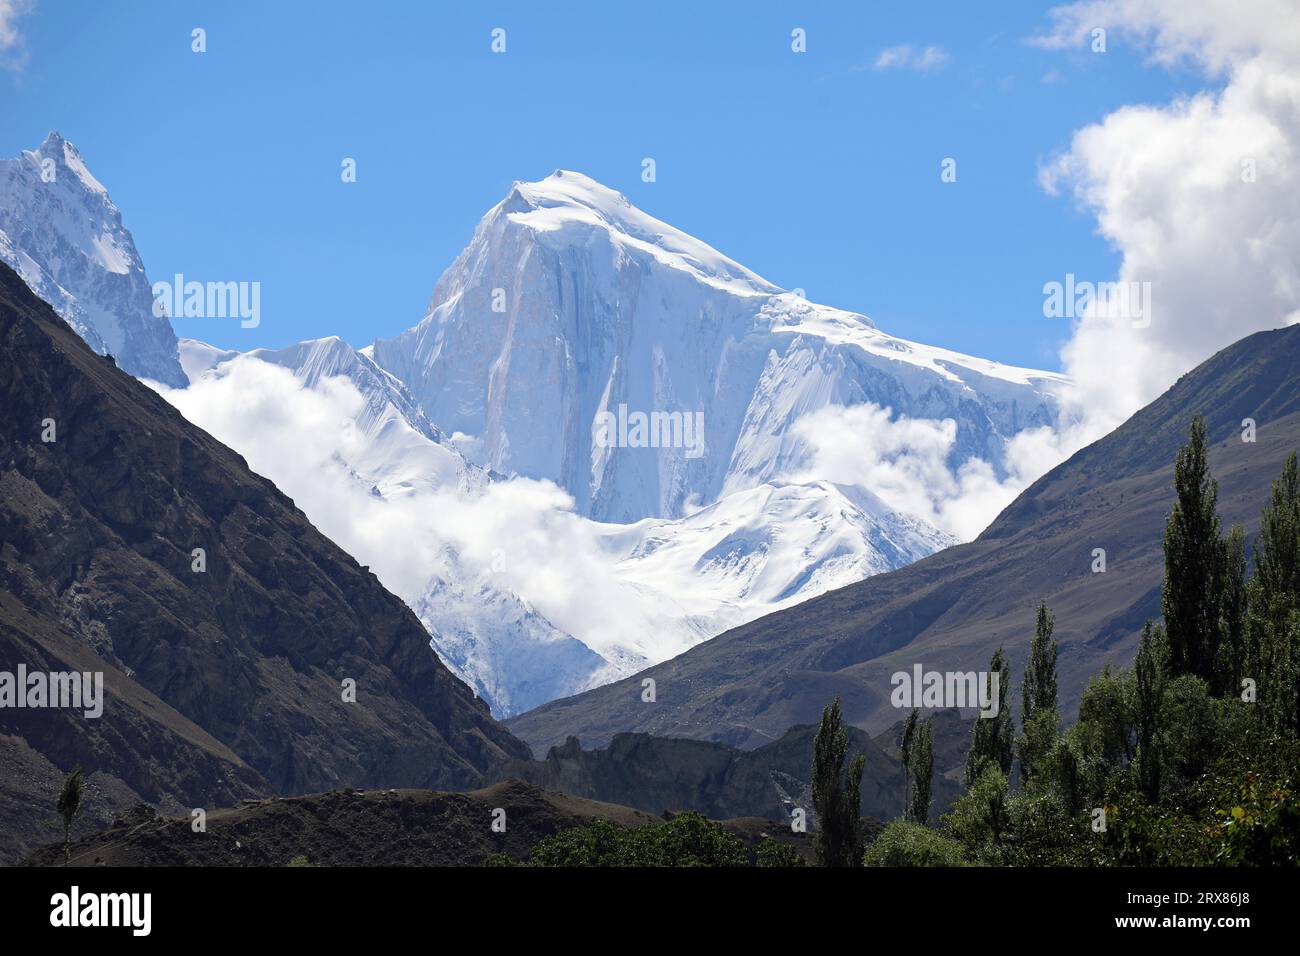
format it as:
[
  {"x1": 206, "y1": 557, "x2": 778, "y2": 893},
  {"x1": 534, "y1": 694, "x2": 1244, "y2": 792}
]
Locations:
[
  {"x1": 1072, "y1": 665, "x2": 1136, "y2": 803},
  {"x1": 1161, "y1": 674, "x2": 1221, "y2": 793},
  {"x1": 525, "y1": 814, "x2": 749, "y2": 867},
  {"x1": 943, "y1": 762, "x2": 1011, "y2": 864},
  {"x1": 755, "y1": 838, "x2": 808, "y2": 867},
  {"x1": 1254, "y1": 453, "x2": 1300, "y2": 616},
  {"x1": 900, "y1": 707, "x2": 919, "y2": 814},
  {"x1": 811, "y1": 695, "x2": 866, "y2": 866},
  {"x1": 56, "y1": 766, "x2": 83, "y2": 864},
  {"x1": 640, "y1": 812, "x2": 749, "y2": 867},
  {"x1": 1217, "y1": 525, "x2": 1249, "y2": 697},
  {"x1": 1163, "y1": 415, "x2": 1224, "y2": 683},
  {"x1": 1019, "y1": 602, "x2": 1059, "y2": 785},
  {"x1": 1246, "y1": 452, "x2": 1300, "y2": 734},
  {"x1": 965, "y1": 646, "x2": 1013, "y2": 786},
  {"x1": 1023, "y1": 602, "x2": 1059, "y2": 719},
  {"x1": 909, "y1": 717, "x2": 935, "y2": 825},
  {"x1": 1134, "y1": 621, "x2": 1167, "y2": 803},
  {"x1": 526, "y1": 819, "x2": 639, "y2": 866}
]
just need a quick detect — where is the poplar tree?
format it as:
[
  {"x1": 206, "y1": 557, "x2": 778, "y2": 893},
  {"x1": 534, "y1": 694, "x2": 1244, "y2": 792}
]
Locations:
[
  {"x1": 811, "y1": 696, "x2": 866, "y2": 866},
  {"x1": 1218, "y1": 525, "x2": 1249, "y2": 697},
  {"x1": 900, "y1": 707, "x2": 919, "y2": 813},
  {"x1": 909, "y1": 718, "x2": 935, "y2": 826},
  {"x1": 1246, "y1": 452, "x2": 1300, "y2": 733},
  {"x1": 57, "y1": 766, "x2": 83, "y2": 864},
  {"x1": 1019, "y1": 602, "x2": 1059, "y2": 785},
  {"x1": 965, "y1": 646, "x2": 1012, "y2": 785},
  {"x1": 1134, "y1": 622, "x2": 1167, "y2": 802},
  {"x1": 1163, "y1": 415, "x2": 1224, "y2": 683},
  {"x1": 1023, "y1": 602, "x2": 1059, "y2": 719}
]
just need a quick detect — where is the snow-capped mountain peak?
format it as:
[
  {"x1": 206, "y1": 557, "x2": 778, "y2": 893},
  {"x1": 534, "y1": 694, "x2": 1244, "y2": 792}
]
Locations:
[
  {"x1": 0, "y1": 133, "x2": 185, "y2": 385},
  {"x1": 35, "y1": 131, "x2": 112, "y2": 200},
  {"x1": 497, "y1": 170, "x2": 780, "y2": 296},
  {"x1": 371, "y1": 171, "x2": 1067, "y2": 524}
]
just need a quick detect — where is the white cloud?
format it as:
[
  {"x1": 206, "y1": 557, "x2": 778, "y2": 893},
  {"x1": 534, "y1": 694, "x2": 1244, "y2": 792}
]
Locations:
[
  {"x1": 781, "y1": 403, "x2": 1066, "y2": 540},
  {"x1": 791, "y1": 4, "x2": 1300, "y2": 544},
  {"x1": 150, "y1": 357, "x2": 677, "y2": 667},
  {"x1": 1036, "y1": 0, "x2": 1300, "y2": 441},
  {"x1": 783, "y1": 14, "x2": 1255, "y2": 541},
  {"x1": 872, "y1": 44, "x2": 951, "y2": 72},
  {"x1": 1032, "y1": 0, "x2": 1300, "y2": 73},
  {"x1": 0, "y1": 0, "x2": 33, "y2": 68}
]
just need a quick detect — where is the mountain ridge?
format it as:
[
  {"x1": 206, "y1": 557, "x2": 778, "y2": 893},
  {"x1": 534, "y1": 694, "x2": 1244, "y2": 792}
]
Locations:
[
  {"x1": 3, "y1": 137, "x2": 1073, "y2": 721},
  {"x1": 0, "y1": 261, "x2": 530, "y2": 863}
]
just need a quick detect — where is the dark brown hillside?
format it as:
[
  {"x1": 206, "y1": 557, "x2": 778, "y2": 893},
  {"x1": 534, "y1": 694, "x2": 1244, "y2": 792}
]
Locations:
[
  {"x1": 510, "y1": 325, "x2": 1300, "y2": 754},
  {"x1": 0, "y1": 262, "x2": 530, "y2": 863}
]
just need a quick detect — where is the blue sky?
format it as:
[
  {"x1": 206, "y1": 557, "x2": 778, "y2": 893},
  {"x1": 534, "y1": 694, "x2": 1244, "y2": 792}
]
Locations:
[{"x1": 2, "y1": 1, "x2": 1204, "y2": 368}]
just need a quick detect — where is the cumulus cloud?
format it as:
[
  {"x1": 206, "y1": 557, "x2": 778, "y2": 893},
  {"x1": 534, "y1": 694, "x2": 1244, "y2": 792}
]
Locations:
[
  {"x1": 782, "y1": 403, "x2": 1066, "y2": 540},
  {"x1": 804, "y1": 3, "x2": 1300, "y2": 543},
  {"x1": 150, "y1": 357, "x2": 682, "y2": 669},
  {"x1": 1032, "y1": 0, "x2": 1300, "y2": 73},
  {"x1": 872, "y1": 44, "x2": 951, "y2": 72},
  {"x1": 1036, "y1": 0, "x2": 1300, "y2": 440}
]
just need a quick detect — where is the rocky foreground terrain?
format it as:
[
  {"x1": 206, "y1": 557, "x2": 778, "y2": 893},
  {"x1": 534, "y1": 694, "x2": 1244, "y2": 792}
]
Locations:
[{"x1": 20, "y1": 779, "x2": 813, "y2": 867}]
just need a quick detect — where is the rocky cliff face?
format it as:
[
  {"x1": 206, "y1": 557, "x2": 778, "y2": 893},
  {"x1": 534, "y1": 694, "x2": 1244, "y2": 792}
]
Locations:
[
  {"x1": 493, "y1": 725, "x2": 904, "y2": 823},
  {"x1": 491, "y1": 715, "x2": 968, "y2": 825},
  {"x1": 0, "y1": 262, "x2": 530, "y2": 863}
]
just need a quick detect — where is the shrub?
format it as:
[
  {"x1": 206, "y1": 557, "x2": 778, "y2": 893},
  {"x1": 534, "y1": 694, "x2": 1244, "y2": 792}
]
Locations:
[
  {"x1": 863, "y1": 820, "x2": 969, "y2": 867},
  {"x1": 755, "y1": 837, "x2": 808, "y2": 867}
]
